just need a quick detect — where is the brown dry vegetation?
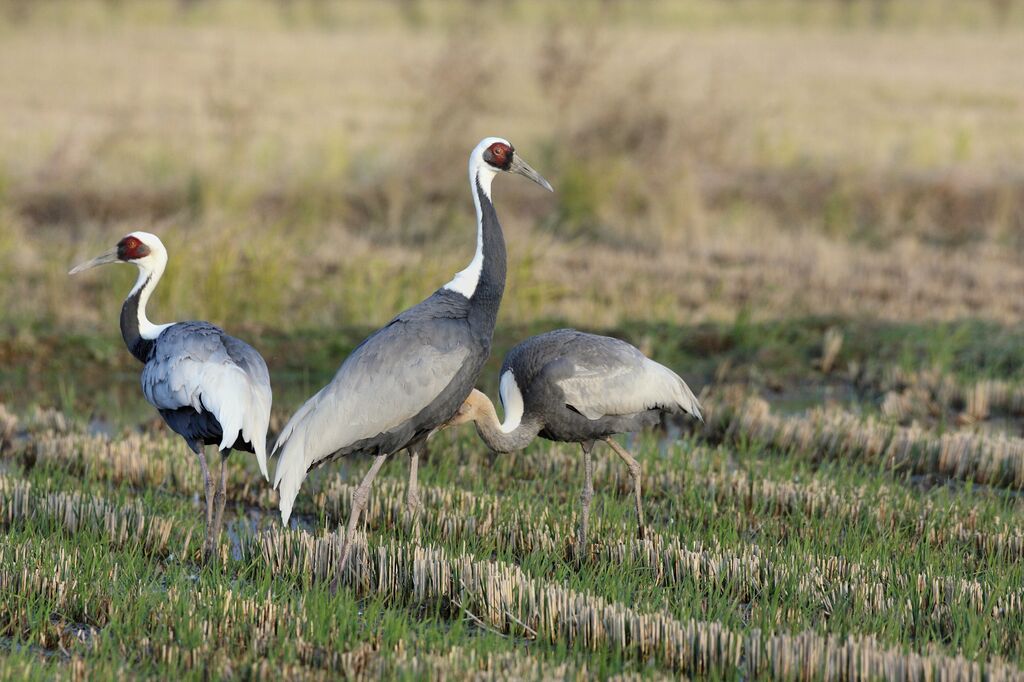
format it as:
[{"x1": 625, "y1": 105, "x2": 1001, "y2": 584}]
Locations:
[{"x1": 0, "y1": 0, "x2": 1023, "y2": 332}]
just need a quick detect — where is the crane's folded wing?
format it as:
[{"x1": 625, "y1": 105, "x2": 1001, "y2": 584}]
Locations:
[
  {"x1": 141, "y1": 322, "x2": 273, "y2": 476},
  {"x1": 545, "y1": 337, "x2": 701, "y2": 421},
  {"x1": 273, "y1": 320, "x2": 472, "y2": 477}
]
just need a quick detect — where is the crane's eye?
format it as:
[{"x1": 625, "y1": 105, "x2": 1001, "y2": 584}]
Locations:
[
  {"x1": 117, "y1": 236, "x2": 151, "y2": 260},
  {"x1": 483, "y1": 142, "x2": 514, "y2": 170}
]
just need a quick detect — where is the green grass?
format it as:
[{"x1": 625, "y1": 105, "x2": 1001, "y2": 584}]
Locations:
[
  {"x1": 3, "y1": 405, "x2": 1023, "y2": 678},
  {"x1": 3, "y1": 320, "x2": 1022, "y2": 677},
  {"x1": 3, "y1": 311, "x2": 1024, "y2": 678}
]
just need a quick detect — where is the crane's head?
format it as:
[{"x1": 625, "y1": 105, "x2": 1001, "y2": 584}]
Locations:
[
  {"x1": 471, "y1": 137, "x2": 553, "y2": 192},
  {"x1": 69, "y1": 231, "x2": 168, "y2": 276}
]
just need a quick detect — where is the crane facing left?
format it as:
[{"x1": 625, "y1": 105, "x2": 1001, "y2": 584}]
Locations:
[{"x1": 69, "y1": 231, "x2": 273, "y2": 562}]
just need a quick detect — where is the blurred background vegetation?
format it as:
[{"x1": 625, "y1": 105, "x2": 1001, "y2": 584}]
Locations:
[{"x1": 0, "y1": 0, "x2": 1022, "y2": 413}]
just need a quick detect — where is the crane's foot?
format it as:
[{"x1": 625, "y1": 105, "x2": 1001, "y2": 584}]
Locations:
[
  {"x1": 605, "y1": 437, "x2": 646, "y2": 543},
  {"x1": 575, "y1": 441, "x2": 596, "y2": 562},
  {"x1": 406, "y1": 493, "x2": 425, "y2": 540},
  {"x1": 199, "y1": 491, "x2": 217, "y2": 563},
  {"x1": 575, "y1": 496, "x2": 592, "y2": 557},
  {"x1": 573, "y1": 525, "x2": 593, "y2": 565},
  {"x1": 406, "y1": 490, "x2": 424, "y2": 518},
  {"x1": 194, "y1": 446, "x2": 217, "y2": 564},
  {"x1": 405, "y1": 443, "x2": 425, "y2": 521},
  {"x1": 333, "y1": 531, "x2": 359, "y2": 595},
  {"x1": 336, "y1": 498, "x2": 364, "y2": 579},
  {"x1": 199, "y1": 450, "x2": 228, "y2": 561},
  {"x1": 328, "y1": 532, "x2": 349, "y2": 596},
  {"x1": 201, "y1": 518, "x2": 215, "y2": 564},
  {"x1": 334, "y1": 454, "x2": 388, "y2": 591},
  {"x1": 207, "y1": 455, "x2": 230, "y2": 564},
  {"x1": 574, "y1": 532, "x2": 590, "y2": 562},
  {"x1": 208, "y1": 500, "x2": 225, "y2": 561},
  {"x1": 196, "y1": 447, "x2": 214, "y2": 526}
]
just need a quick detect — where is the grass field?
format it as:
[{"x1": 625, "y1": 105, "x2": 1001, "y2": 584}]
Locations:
[
  {"x1": 3, "y1": 352, "x2": 1024, "y2": 679},
  {"x1": 3, "y1": 320, "x2": 1024, "y2": 679},
  {"x1": 2, "y1": 0, "x2": 1024, "y2": 679}
]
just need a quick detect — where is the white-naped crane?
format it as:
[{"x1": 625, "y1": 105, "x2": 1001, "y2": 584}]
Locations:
[
  {"x1": 445, "y1": 328, "x2": 702, "y2": 549},
  {"x1": 273, "y1": 137, "x2": 552, "y2": 574},
  {"x1": 70, "y1": 232, "x2": 272, "y2": 561}
]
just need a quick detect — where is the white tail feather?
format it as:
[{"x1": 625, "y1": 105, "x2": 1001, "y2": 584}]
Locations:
[
  {"x1": 274, "y1": 430, "x2": 307, "y2": 525},
  {"x1": 200, "y1": 364, "x2": 272, "y2": 481},
  {"x1": 245, "y1": 381, "x2": 272, "y2": 481},
  {"x1": 647, "y1": 360, "x2": 702, "y2": 422},
  {"x1": 277, "y1": 462, "x2": 301, "y2": 526},
  {"x1": 272, "y1": 385, "x2": 330, "y2": 525},
  {"x1": 272, "y1": 428, "x2": 299, "y2": 522}
]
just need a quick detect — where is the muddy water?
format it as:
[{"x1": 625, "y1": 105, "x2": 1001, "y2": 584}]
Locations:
[{"x1": 224, "y1": 506, "x2": 322, "y2": 561}]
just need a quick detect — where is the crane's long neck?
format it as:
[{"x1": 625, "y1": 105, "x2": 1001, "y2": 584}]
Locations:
[
  {"x1": 120, "y1": 263, "x2": 169, "y2": 363},
  {"x1": 444, "y1": 166, "x2": 506, "y2": 335},
  {"x1": 471, "y1": 393, "x2": 542, "y2": 454}
]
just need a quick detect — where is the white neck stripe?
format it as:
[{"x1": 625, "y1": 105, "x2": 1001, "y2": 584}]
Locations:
[
  {"x1": 132, "y1": 258, "x2": 173, "y2": 341},
  {"x1": 497, "y1": 370, "x2": 524, "y2": 433},
  {"x1": 443, "y1": 157, "x2": 497, "y2": 298}
]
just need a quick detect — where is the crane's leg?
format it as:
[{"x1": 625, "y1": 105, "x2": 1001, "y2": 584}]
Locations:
[
  {"x1": 335, "y1": 454, "x2": 388, "y2": 587},
  {"x1": 196, "y1": 445, "x2": 214, "y2": 561},
  {"x1": 604, "y1": 437, "x2": 645, "y2": 540},
  {"x1": 406, "y1": 441, "x2": 426, "y2": 519},
  {"x1": 576, "y1": 440, "x2": 596, "y2": 556},
  {"x1": 209, "y1": 451, "x2": 230, "y2": 563}
]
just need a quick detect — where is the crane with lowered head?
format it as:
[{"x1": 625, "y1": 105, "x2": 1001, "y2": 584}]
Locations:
[{"x1": 445, "y1": 328, "x2": 702, "y2": 550}]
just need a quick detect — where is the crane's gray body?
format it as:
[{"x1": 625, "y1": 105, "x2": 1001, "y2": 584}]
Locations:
[
  {"x1": 140, "y1": 322, "x2": 272, "y2": 456},
  {"x1": 292, "y1": 288, "x2": 492, "y2": 467},
  {"x1": 116, "y1": 266, "x2": 272, "y2": 477},
  {"x1": 502, "y1": 329, "x2": 701, "y2": 443},
  {"x1": 273, "y1": 175, "x2": 508, "y2": 522}
]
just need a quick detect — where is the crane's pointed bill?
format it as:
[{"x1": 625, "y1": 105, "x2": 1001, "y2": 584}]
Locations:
[
  {"x1": 69, "y1": 249, "x2": 119, "y2": 275},
  {"x1": 509, "y1": 155, "x2": 553, "y2": 192}
]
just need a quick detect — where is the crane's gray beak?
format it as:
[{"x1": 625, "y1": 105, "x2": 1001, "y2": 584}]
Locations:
[
  {"x1": 509, "y1": 155, "x2": 553, "y2": 192},
  {"x1": 69, "y1": 249, "x2": 119, "y2": 275}
]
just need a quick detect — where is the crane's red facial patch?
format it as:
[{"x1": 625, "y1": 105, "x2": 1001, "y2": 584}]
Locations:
[
  {"x1": 117, "y1": 236, "x2": 151, "y2": 261},
  {"x1": 483, "y1": 142, "x2": 514, "y2": 170}
]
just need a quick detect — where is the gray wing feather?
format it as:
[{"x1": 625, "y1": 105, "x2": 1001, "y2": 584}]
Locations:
[
  {"x1": 221, "y1": 335, "x2": 272, "y2": 392},
  {"x1": 141, "y1": 322, "x2": 273, "y2": 477},
  {"x1": 273, "y1": 318, "x2": 471, "y2": 522},
  {"x1": 542, "y1": 334, "x2": 702, "y2": 421}
]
